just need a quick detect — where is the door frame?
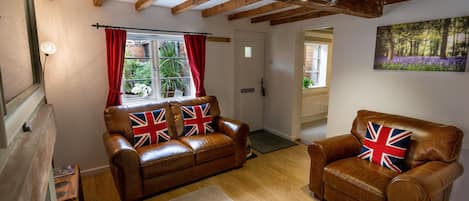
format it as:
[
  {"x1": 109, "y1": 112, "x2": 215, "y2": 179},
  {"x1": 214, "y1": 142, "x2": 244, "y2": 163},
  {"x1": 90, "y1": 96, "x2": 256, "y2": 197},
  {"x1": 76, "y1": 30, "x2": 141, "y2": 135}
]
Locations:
[
  {"x1": 291, "y1": 26, "x2": 335, "y2": 140},
  {"x1": 234, "y1": 29, "x2": 267, "y2": 131}
]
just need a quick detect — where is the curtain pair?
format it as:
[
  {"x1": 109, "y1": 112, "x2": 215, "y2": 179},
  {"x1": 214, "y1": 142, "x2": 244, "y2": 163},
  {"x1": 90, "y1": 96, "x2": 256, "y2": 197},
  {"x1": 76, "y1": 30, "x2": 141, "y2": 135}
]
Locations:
[{"x1": 104, "y1": 29, "x2": 206, "y2": 107}]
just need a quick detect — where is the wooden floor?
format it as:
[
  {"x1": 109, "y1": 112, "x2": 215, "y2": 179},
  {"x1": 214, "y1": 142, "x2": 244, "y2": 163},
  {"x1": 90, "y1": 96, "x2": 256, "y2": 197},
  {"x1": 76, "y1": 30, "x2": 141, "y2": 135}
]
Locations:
[{"x1": 82, "y1": 144, "x2": 317, "y2": 201}]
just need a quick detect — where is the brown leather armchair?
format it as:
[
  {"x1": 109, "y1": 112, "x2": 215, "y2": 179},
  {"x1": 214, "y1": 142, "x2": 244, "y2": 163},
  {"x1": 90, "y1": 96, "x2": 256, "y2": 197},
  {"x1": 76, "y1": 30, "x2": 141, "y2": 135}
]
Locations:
[
  {"x1": 103, "y1": 96, "x2": 249, "y2": 201},
  {"x1": 309, "y1": 110, "x2": 464, "y2": 201}
]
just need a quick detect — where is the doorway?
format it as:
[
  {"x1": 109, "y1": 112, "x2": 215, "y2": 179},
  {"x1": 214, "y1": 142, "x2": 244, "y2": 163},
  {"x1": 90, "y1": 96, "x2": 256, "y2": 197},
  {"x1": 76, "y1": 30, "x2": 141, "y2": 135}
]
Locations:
[
  {"x1": 234, "y1": 30, "x2": 265, "y2": 131},
  {"x1": 298, "y1": 28, "x2": 334, "y2": 144}
]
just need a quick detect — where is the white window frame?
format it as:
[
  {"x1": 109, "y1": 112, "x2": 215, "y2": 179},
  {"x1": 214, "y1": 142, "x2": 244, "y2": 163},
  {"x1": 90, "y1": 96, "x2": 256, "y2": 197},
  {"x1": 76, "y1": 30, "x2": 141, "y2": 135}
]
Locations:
[
  {"x1": 122, "y1": 33, "x2": 195, "y2": 105},
  {"x1": 304, "y1": 42, "x2": 329, "y2": 89}
]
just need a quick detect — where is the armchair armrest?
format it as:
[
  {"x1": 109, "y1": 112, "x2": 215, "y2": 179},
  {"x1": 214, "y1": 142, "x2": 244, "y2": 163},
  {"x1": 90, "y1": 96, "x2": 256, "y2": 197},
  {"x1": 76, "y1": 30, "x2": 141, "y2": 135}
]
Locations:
[
  {"x1": 102, "y1": 132, "x2": 143, "y2": 201},
  {"x1": 214, "y1": 116, "x2": 249, "y2": 167},
  {"x1": 387, "y1": 161, "x2": 464, "y2": 201},
  {"x1": 308, "y1": 134, "x2": 361, "y2": 199}
]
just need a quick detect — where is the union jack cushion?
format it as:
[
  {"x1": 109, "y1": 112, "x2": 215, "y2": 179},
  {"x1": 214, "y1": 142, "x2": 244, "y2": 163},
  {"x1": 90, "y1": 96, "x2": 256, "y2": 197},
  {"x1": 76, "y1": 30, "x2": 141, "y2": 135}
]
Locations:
[
  {"x1": 181, "y1": 103, "x2": 214, "y2": 136},
  {"x1": 357, "y1": 122, "x2": 412, "y2": 173},
  {"x1": 128, "y1": 108, "x2": 171, "y2": 148}
]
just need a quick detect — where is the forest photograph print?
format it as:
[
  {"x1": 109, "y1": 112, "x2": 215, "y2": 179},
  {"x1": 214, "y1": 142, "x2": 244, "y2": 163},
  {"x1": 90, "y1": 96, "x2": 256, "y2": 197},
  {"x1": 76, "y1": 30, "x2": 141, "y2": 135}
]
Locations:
[{"x1": 374, "y1": 16, "x2": 469, "y2": 72}]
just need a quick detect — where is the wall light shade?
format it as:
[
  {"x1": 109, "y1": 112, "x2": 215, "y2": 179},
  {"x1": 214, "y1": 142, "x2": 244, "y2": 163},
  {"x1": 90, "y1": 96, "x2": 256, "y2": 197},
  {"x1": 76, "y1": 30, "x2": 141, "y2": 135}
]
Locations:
[{"x1": 40, "y1": 41, "x2": 57, "y2": 55}]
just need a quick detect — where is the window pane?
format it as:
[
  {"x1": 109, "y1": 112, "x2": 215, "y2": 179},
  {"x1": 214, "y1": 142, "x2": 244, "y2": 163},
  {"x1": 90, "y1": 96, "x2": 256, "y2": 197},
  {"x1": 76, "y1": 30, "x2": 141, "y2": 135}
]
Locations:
[
  {"x1": 123, "y1": 58, "x2": 153, "y2": 97},
  {"x1": 158, "y1": 40, "x2": 192, "y2": 98},
  {"x1": 126, "y1": 40, "x2": 151, "y2": 58}
]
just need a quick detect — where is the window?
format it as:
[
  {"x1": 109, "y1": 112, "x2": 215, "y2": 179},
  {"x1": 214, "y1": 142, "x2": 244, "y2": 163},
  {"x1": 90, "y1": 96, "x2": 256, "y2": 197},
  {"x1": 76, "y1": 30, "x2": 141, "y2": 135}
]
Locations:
[
  {"x1": 303, "y1": 43, "x2": 328, "y2": 89},
  {"x1": 122, "y1": 34, "x2": 194, "y2": 103}
]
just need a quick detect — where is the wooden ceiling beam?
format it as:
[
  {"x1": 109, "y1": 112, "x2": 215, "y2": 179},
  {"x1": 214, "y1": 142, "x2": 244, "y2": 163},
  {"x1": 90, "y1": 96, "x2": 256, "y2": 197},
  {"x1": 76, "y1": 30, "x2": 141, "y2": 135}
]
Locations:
[
  {"x1": 270, "y1": 11, "x2": 335, "y2": 25},
  {"x1": 172, "y1": 0, "x2": 209, "y2": 15},
  {"x1": 93, "y1": 0, "x2": 105, "y2": 7},
  {"x1": 202, "y1": 0, "x2": 262, "y2": 17},
  {"x1": 251, "y1": 7, "x2": 315, "y2": 23},
  {"x1": 135, "y1": 0, "x2": 155, "y2": 11},
  {"x1": 228, "y1": 2, "x2": 292, "y2": 20},
  {"x1": 277, "y1": 0, "x2": 383, "y2": 18}
]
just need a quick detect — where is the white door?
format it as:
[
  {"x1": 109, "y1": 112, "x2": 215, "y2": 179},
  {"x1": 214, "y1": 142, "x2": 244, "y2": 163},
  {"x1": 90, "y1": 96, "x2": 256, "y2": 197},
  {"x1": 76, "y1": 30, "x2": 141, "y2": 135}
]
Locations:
[{"x1": 235, "y1": 31, "x2": 265, "y2": 131}]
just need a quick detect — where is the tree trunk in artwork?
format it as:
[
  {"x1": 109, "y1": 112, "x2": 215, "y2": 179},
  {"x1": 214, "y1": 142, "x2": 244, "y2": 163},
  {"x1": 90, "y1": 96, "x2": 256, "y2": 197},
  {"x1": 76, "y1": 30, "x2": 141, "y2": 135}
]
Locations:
[
  {"x1": 440, "y1": 18, "x2": 451, "y2": 59},
  {"x1": 385, "y1": 26, "x2": 394, "y2": 61}
]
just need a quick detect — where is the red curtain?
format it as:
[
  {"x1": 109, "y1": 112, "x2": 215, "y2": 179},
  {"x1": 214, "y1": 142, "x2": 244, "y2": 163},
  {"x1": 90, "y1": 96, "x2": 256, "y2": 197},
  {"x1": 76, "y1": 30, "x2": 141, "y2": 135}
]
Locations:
[
  {"x1": 105, "y1": 29, "x2": 127, "y2": 107},
  {"x1": 184, "y1": 35, "x2": 207, "y2": 97}
]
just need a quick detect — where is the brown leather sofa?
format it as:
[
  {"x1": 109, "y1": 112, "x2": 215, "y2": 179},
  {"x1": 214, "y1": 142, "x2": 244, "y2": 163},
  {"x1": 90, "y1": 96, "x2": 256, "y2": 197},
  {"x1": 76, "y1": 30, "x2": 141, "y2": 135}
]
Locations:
[
  {"x1": 309, "y1": 110, "x2": 464, "y2": 201},
  {"x1": 103, "y1": 96, "x2": 249, "y2": 201}
]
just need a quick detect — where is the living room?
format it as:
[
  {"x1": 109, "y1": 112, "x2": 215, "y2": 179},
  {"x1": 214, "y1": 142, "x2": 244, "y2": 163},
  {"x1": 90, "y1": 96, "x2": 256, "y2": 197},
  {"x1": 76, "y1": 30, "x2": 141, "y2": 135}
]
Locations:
[{"x1": 0, "y1": 0, "x2": 468, "y2": 201}]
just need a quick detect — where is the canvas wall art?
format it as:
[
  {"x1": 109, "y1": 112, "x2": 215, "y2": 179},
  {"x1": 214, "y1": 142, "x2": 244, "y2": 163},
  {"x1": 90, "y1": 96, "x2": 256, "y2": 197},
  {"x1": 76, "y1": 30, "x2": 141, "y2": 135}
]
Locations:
[{"x1": 374, "y1": 16, "x2": 469, "y2": 72}]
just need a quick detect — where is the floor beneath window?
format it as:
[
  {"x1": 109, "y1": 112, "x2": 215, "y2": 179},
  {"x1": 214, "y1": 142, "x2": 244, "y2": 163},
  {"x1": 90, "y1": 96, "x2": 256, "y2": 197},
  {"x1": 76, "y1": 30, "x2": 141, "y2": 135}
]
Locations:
[
  {"x1": 82, "y1": 144, "x2": 317, "y2": 201},
  {"x1": 299, "y1": 119, "x2": 327, "y2": 145}
]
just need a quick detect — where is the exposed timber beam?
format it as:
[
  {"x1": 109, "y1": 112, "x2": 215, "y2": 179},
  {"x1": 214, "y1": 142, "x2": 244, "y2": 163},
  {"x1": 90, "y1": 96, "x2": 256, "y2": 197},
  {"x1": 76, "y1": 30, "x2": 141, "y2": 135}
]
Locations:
[
  {"x1": 93, "y1": 0, "x2": 105, "y2": 7},
  {"x1": 270, "y1": 11, "x2": 335, "y2": 25},
  {"x1": 228, "y1": 2, "x2": 292, "y2": 20},
  {"x1": 251, "y1": 7, "x2": 315, "y2": 23},
  {"x1": 172, "y1": 0, "x2": 209, "y2": 15},
  {"x1": 135, "y1": 0, "x2": 155, "y2": 11},
  {"x1": 277, "y1": 0, "x2": 383, "y2": 18},
  {"x1": 202, "y1": 0, "x2": 262, "y2": 17}
]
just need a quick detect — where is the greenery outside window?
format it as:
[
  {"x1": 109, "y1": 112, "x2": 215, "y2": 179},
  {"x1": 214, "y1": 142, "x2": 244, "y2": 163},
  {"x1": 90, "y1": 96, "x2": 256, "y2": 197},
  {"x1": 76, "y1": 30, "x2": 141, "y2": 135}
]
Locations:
[{"x1": 122, "y1": 34, "x2": 194, "y2": 103}]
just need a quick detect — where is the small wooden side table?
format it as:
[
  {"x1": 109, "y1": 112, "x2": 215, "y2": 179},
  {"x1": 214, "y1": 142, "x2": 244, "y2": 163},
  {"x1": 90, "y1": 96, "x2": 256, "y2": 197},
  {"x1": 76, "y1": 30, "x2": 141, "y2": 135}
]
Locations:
[{"x1": 54, "y1": 163, "x2": 83, "y2": 201}]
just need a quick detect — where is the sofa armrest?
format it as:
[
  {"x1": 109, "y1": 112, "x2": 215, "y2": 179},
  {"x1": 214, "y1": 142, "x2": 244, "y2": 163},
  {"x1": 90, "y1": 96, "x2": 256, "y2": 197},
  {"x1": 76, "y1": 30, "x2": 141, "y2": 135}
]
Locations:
[
  {"x1": 308, "y1": 134, "x2": 362, "y2": 199},
  {"x1": 102, "y1": 132, "x2": 143, "y2": 201},
  {"x1": 387, "y1": 161, "x2": 464, "y2": 201},
  {"x1": 214, "y1": 116, "x2": 249, "y2": 167}
]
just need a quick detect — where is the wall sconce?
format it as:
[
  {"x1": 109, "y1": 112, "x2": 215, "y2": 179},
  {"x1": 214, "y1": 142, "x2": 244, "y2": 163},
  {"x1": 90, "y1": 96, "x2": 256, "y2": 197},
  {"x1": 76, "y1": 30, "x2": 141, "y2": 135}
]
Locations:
[{"x1": 40, "y1": 41, "x2": 57, "y2": 103}]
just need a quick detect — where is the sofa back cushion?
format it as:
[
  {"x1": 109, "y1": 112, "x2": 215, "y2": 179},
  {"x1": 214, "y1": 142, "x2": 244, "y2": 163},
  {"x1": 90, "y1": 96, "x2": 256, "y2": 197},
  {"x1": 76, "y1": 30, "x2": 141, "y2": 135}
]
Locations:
[
  {"x1": 351, "y1": 110, "x2": 463, "y2": 168},
  {"x1": 170, "y1": 96, "x2": 220, "y2": 137},
  {"x1": 104, "y1": 103, "x2": 177, "y2": 144}
]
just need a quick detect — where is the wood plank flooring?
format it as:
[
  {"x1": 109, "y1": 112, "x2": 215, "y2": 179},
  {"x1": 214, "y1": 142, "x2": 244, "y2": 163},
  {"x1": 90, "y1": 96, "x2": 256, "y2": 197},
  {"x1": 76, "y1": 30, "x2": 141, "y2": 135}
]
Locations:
[{"x1": 82, "y1": 144, "x2": 317, "y2": 201}]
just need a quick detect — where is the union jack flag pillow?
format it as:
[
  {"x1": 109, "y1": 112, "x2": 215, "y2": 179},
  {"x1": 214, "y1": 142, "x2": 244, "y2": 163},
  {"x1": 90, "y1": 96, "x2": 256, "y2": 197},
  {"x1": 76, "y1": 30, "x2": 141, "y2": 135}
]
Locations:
[
  {"x1": 128, "y1": 108, "x2": 171, "y2": 148},
  {"x1": 357, "y1": 122, "x2": 412, "y2": 173},
  {"x1": 181, "y1": 103, "x2": 214, "y2": 136}
]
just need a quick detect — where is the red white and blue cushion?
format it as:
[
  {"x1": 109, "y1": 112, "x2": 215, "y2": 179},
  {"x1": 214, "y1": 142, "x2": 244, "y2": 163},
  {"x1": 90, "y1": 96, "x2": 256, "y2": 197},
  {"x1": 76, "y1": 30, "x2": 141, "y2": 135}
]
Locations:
[
  {"x1": 181, "y1": 103, "x2": 214, "y2": 136},
  {"x1": 357, "y1": 122, "x2": 412, "y2": 173},
  {"x1": 128, "y1": 108, "x2": 171, "y2": 148}
]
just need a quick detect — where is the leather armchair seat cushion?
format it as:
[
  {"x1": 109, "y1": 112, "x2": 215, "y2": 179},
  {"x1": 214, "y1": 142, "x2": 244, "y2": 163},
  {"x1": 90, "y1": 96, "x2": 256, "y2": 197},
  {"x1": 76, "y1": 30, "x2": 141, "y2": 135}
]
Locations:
[
  {"x1": 137, "y1": 140, "x2": 194, "y2": 179},
  {"x1": 323, "y1": 157, "x2": 398, "y2": 201},
  {"x1": 179, "y1": 133, "x2": 235, "y2": 165}
]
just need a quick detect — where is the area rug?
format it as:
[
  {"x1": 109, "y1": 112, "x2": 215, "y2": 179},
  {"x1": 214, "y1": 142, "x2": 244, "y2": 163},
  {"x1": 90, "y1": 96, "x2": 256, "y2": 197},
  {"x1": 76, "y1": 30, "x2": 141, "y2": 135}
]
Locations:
[
  {"x1": 249, "y1": 130, "x2": 297, "y2": 154},
  {"x1": 169, "y1": 185, "x2": 233, "y2": 201}
]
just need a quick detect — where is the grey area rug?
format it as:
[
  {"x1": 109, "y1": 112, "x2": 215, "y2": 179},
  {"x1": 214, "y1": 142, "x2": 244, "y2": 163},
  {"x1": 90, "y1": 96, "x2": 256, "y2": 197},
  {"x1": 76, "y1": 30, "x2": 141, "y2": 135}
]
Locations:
[
  {"x1": 169, "y1": 185, "x2": 233, "y2": 201},
  {"x1": 249, "y1": 130, "x2": 297, "y2": 154}
]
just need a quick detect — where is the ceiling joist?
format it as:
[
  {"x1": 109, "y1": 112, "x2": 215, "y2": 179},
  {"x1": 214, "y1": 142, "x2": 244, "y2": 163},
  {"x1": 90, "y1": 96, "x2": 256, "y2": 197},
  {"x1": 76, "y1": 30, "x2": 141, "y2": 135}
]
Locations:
[
  {"x1": 202, "y1": 0, "x2": 262, "y2": 17},
  {"x1": 228, "y1": 2, "x2": 292, "y2": 20},
  {"x1": 135, "y1": 0, "x2": 155, "y2": 11},
  {"x1": 172, "y1": 0, "x2": 209, "y2": 15},
  {"x1": 251, "y1": 7, "x2": 315, "y2": 23},
  {"x1": 278, "y1": 0, "x2": 383, "y2": 18},
  {"x1": 270, "y1": 11, "x2": 335, "y2": 25}
]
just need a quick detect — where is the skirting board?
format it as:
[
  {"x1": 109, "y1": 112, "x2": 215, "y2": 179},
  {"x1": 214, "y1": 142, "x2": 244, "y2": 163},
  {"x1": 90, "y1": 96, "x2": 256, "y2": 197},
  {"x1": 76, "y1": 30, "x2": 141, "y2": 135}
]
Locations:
[
  {"x1": 80, "y1": 165, "x2": 109, "y2": 176},
  {"x1": 263, "y1": 127, "x2": 295, "y2": 141}
]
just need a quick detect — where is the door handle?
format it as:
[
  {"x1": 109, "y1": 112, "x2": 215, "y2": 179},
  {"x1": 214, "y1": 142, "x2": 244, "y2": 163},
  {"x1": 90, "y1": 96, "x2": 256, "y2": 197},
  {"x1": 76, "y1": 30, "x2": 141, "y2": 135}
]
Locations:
[{"x1": 261, "y1": 77, "x2": 266, "y2": 97}]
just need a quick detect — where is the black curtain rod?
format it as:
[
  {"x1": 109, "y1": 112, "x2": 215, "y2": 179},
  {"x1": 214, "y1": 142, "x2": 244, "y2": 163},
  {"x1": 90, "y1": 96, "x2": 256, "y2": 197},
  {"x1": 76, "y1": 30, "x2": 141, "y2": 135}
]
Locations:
[{"x1": 91, "y1": 22, "x2": 213, "y2": 36}]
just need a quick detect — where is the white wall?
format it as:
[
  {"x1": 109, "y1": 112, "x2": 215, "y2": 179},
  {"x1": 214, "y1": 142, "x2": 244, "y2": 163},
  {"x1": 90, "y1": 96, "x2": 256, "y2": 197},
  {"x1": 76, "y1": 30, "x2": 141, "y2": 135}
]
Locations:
[
  {"x1": 35, "y1": 0, "x2": 269, "y2": 170},
  {"x1": 265, "y1": 0, "x2": 469, "y2": 148}
]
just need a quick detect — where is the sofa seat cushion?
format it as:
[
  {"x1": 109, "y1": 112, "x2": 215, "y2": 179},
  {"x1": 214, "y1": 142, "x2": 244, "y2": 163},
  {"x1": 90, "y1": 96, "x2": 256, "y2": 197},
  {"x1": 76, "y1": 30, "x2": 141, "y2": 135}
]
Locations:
[
  {"x1": 323, "y1": 157, "x2": 398, "y2": 201},
  {"x1": 137, "y1": 140, "x2": 194, "y2": 179},
  {"x1": 178, "y1": 133, "x2": 234, "y2": 165}
]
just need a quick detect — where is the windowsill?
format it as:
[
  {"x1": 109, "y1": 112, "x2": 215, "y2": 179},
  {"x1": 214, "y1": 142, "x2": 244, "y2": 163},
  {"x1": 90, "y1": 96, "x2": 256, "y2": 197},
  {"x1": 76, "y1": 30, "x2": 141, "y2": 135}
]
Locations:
[
  {"x1": 122, "y1": 96, "x2": 195, "y2": 106},
  {"x1": 302, "y1": 86, "x2": 328, "y2": 96}
]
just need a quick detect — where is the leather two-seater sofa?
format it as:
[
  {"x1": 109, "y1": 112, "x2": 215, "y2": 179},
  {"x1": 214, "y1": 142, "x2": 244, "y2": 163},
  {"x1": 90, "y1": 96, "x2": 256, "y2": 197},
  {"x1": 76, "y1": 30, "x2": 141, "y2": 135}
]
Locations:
[
  {"x1": 309, "y1": 110, "x2": 464, "y2": 201},
  {"x1": 103, "y1": 96, "x2": 249, "y2": 201}
]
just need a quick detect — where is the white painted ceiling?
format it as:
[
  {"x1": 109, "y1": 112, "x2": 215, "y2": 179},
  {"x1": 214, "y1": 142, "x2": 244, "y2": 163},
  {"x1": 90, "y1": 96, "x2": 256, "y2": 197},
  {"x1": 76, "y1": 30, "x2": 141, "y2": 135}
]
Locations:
[{"x1": 114, "y1": 0, "x2": 277, "y2": 15}]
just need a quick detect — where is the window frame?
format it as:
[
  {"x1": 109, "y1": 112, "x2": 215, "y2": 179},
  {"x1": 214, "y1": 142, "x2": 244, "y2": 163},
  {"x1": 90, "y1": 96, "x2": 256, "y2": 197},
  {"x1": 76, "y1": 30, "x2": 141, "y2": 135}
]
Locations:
[
  {"x1": 122, "y1": 33, "x2": 195, "y2": 105},
  {"x1": 303, "y1": 42, "x2": 329, "y2": 90}
]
